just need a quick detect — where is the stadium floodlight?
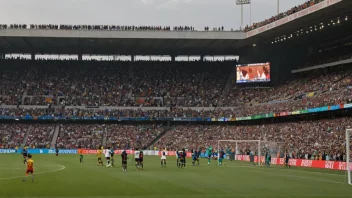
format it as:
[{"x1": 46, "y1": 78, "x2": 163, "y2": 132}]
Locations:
[
  {"x1": 236, "y1": 0, "x2": 250, "y2": 4},
  {"x1": 236, "y1": 0, "x2": 251, "y2": 29},
  {"x1": 217, "y1": 140, "x2": 261, "y2": 166},
  {"x1": 346, "y1": 129, "x2": 352, "y2": 185}
]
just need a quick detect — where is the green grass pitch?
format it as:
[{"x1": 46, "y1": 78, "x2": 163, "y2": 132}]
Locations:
[{"x1": 1, "y1": 154, "x2": 352, "y2": 198}]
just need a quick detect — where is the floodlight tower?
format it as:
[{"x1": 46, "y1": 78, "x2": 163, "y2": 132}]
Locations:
[{"x1": 236, "y1": 0, "x2": 251, "y2": 30}]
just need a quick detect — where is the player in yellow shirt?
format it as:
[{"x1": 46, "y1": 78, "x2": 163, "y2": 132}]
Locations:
[
  {"x1": 23, "y1": 154, "x2": 34, "y2": 182},
  {"x1": 97, "y1": 146, "x2": 103, "y2": 166}
]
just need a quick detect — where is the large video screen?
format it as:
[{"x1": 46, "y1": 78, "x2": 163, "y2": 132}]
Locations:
[{"x1": 236, "y1": 62, "x2": 270, "y2": 83}]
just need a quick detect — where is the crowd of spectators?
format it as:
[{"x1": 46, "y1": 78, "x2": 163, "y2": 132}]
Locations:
[
  {"x1": 155, "y1": 117, "x2": 350, "y2": 161},
  {"x1": 1, "y1": 116, "x2": 350, "y2": 162},
  {"x1": 0, "y1": 60, "x2": 234, "y2": 107},
  {"x1": 0, "y1": 124, "x2": 27, "y2": 149},
  {"x1": 244, "y1": 0, "x2": 325, "y2": 32},
  {"x1": 0, "y1": 24, "x2": 196, "y2": 31},
  {"x1": 0, "y1": 57, "x2": 351, "y2": 119},
  {"x1": 0, "y1": 24, "x2": 241, "y2": 32},
  {"x1": 299, "y1": 43, "x2": 352, "y2": 69},
  {"x1": 26, "y1": 124, "x2": 54, "y2": 148},
  {"x1": 56, "y1": 124, "x2": 105, "y2": 149},
  {"x1": 106, "y1": 124, "x2": 163, "y2": 149}
]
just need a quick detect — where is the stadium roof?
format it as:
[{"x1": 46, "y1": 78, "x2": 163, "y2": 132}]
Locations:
[{"x1": 0, "y1": 0, "x2": 351, "y2": 56}]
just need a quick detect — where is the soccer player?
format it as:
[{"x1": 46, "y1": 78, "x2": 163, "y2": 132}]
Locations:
[
  {"x1": 139, "y1": 150, "x2": 144, "y2": 170},
  {"x1": 161, "y1": 150, "x2": 167, "y2": 167},
  {"x1": 97, "y1": 147, "x2": 103, "y2": 166},
  {"x1": 105, "y1": 147, "x2": 112, "y2": 167},
  {"x1": 196, "y1": 148, "x2": 201, "y2": 166},
  {"x1": 207, "y1": 146, "x2": 213, "y2": 165},
  {"x1": 285, "y1": 151, "x2": 291, "y2": 168},
  {"x1": 134, "y1": 149, "x2": 140, "y2": 168},
  {"x1": 182, "y1": 148, "x2": 187, "y2": 167},
  {"x1": 78, "y1": 147, "x2": 83, "y2": 163},
  {"x1": 218, "y1": 150, "x2": 225, "y2": 165},
  {"x1": 176, "y1": 150, "x2": 180, "y2": 167},
  {"x1": 110, "y1": 147, "x2": 115, "y2": 166},
  {"x1": 22, "y1": 148, "x2": 28, "y2": 164},
  {"x1": 179, "y1": 151, "x2": 185, "y2": 168},
  {"x1": 121, "y1": 150, "x2": 128, "y2": 172},
  {"x1": 265, "y1": 152, "x2": 271, "y2": 168},
  {"x1": 177, "y1": 150, "x2": 182, "y2": 168},
  {"x1": 55, "y1": 147, "x2": 59, "y2": 156},
  {"x1": 192, "y1": 149, "x2": 197, "y2": 166},
  {"x1": 23, "y1": 154, "x2": 34, "y2": 182}
]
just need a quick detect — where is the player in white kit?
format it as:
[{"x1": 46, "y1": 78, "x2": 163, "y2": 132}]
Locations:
[
  {"x1": 161, "y1": 150, "x2": 167, "y2": 167},
  {"x1": 134, "y1": 149, "x2": 140, "y2": 168},
  {"x1": 105, "y1": 147, "x2": 112, "y2": 167}
]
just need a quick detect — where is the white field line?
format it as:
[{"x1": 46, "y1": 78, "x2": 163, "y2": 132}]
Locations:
[{"x1": 0, "y1": 165, "x2": 65, "y2": 180}]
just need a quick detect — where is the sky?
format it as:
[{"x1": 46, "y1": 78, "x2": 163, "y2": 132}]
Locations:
[{"x1": 1, "y1": 0, "x2": 309, "y2": 30}]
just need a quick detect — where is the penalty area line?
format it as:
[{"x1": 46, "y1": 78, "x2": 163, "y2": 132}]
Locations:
[{"x1": 0, "y1": 165, "x2": 65, "y2": 180}]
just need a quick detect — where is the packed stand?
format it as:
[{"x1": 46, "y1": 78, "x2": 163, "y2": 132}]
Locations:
[
  {"x1": 106, "y1": 124, "x2": 163, "y2": 149},
  {"x1": 244, "y1": 0, "x2": 325, "y2": 32},
  {"x1": 156, "y1": 117, "x2": 350, "y2": 161},
  {"x1": 299, "y1": 42, "x2": 352, "y2": 69},
  {"x1": 0, "y1": 24, "x2": 195, "y2": 31},
  {"x1": 26, "y1": 124, "x2": 54, "y2": 148},
  {"x1": 0, "y1": 107, "x2": 62, "y2": 117},
  {"x1": 0, "y1": 124, "x2": 27, "y2": 148},
  {"x1": 56, "y1": 124, "x2": 105, "y2": 149}
]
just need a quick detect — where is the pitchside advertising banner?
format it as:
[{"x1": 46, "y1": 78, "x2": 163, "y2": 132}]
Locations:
[
  {"x1": 235, "y1": 155, "x2": 352, "y2": 171},
  {"x1": 0, "y1": 148, "x2": 77, "y2": 154}
]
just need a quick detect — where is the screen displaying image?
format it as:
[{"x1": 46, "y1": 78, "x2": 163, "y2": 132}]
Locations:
[{"x1": 236, "y1": 62, "x2": 270, "y2": 83}]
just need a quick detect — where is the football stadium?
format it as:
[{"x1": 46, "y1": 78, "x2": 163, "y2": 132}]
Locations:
[{"x1": 1, "y1": 0, "x2": 352, "y2": 197}]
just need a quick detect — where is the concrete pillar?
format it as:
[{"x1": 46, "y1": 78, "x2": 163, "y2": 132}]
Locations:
[
  {"x1": 78, "y1": 54, "x2": 83, "y2": 61},
  {"x1": 31, "y1": 53, "x2": 35, "y2": 60}
]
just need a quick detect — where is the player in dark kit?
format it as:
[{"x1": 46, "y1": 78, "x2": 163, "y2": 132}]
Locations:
[
  {"x1": 121, "y1": 150, "x2": 128, "y2": 172},
  {"x1": 192, "y1": 149, "x2": 198, "y2": 166},
  {"x1": 176, "y1": 150, "x2": 180, "y2": 167},
  {"x1": 285, "y1": 152, "x2": 291, "y2": 168},
  {"x1": 197, "y1": 148, "x2": 201, "y2": 165},
  {"x1": 22, "y1": 148, "x2": 28, "y2": 164},
  {"x1": 179, "y1": 151, "x2": 186, "y2": 168},
  {"x1": 55, "y1": 147, "x2": 59, "y2": 156},
  {"x1": 110, "y1": 148, "x2": 115, "y2": 166},
  {"x1": 139, "y1": 150, "x2": 144, "y2": 170},
  {"x1": 182, "y1": 148, "x2": 187, "y2": 167},
  {"x1": 218, "y1": 150, "x2": 225, "y2": 165}
]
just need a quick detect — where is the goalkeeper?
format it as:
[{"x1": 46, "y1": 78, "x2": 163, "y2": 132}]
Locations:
[{"x1": 207, "y1": 146, "x2": 213, "y2": 165}]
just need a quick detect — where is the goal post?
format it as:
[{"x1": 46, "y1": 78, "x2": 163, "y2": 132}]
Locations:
[
  {"x1": 346, "y1": 129, "x2": 352, "y2": 185},
  {"x1": 217, "y1": 140, "x2": 261, "y2": 166}
]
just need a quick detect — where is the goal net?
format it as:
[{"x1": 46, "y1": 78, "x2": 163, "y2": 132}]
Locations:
[
  {"x1": 217, "y1": 140, "x2": 262, "y2": 166},
  {"x1": 217, "y1": 140, "x2": 281, "y2": 166}
]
